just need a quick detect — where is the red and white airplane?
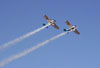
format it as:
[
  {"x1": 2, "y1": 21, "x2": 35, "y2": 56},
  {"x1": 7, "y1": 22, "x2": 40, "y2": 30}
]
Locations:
[
  {"x1": 64, "y1": 20, "x2": 80, "y2": 35},
  {"x1": 43, "y1": 14, "x2": 59, "y2": 29}
]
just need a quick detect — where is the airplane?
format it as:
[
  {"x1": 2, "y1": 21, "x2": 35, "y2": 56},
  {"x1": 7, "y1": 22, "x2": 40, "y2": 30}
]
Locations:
[
  {"x1": 43, "y1": 14, "x2": 59, "y2": 29},
  {"x1": 64, "y1": 20, "x2": 80, "y2": 35}
]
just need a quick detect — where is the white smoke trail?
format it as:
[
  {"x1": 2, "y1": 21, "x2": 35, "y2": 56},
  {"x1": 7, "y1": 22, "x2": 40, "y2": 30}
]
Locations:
[
  {"x1": 0, "y1": 31, "x2": 70, "y2": 67},
  {"x1": 0, "y1": 24, "x2": 51, "y2": 50}
]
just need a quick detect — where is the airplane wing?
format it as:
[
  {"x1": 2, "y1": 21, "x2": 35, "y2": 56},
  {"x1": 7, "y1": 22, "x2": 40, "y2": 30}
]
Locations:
[
  {"x1": 73, "y1": 29, "x2": 80, "y2": 35},
  {"x1": 65, "y1": 20, "x2": 72, "y2": 28},
  {"x1": 43, "y1": 15, "x2": 50, "y2": 22},
  {"x1": 52, "y1": 23, "x2": 59, "y2": 29}
]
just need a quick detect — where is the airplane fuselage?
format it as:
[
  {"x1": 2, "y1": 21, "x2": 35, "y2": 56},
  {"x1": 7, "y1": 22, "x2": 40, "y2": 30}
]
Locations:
[
  {"x1": 67, "y1": 26, "x2": 77, "y2": 31},
  {"x1": 49, "y1": 20, "x2": 56, "y2": 25}
]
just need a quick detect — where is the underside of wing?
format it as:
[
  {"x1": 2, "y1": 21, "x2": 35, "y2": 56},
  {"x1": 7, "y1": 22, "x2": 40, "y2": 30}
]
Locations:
[
  {"x1": 74, "y1": 29, "x2": 80, "y2": 35},
  {"x1": 43, "y1": 15, "x2": 50, "y2": 22},
  {"x1": 52, "y1": 24, "x2": 59, "y2": 29},
  {"x1": 65, "y1": 20, "x2": 72, "y2": 28}
]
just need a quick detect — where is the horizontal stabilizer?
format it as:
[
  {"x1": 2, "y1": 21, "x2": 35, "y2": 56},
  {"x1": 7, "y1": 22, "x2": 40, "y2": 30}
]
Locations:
[
  {"x1": 64, "y1": 29, "x2": 67, "y2": 31},
  {"x1": 43, "y1": 23, "x2": 46, "y2": 26},
  {"x1": 43, "y1": 24, "x2": 48, "y2": 28}
]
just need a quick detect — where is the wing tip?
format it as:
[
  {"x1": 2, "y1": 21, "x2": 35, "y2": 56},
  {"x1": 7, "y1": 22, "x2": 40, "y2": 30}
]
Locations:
[
  {"x1": 75, "y1": 30, "x2": 80, "y2": 35},
  {"x1": 65, "y1": 20, "x2": 71, "y2": 26},
  {"x1": 65, "y1": 20, "x2": 68, "y2": 22},
  {"x1": 55, "y1": 26, "x2": 59, "y2": 30},
  {"x1": 78, "y1": 31, "x2": 80, "y2": 34},
  {"x1": 57, "y1": 27, "x2": 59, "y2": 29},
  {"x1": 43, "y1": 14, "x2": 46, "y2": 17},
  {"x1": 78, "y1": 32, "x2": 80, "y2": 35}
]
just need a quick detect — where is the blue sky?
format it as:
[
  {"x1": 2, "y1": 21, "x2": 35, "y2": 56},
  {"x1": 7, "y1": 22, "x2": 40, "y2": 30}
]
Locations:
[{"x1": 0, "y1": 0, "x2": 100, "y2": 68}]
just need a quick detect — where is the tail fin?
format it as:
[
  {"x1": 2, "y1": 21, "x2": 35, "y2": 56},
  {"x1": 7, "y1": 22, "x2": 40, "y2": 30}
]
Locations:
[
  {"x1": 43, "y1": 23, "x2": 46, "y2": 26},
  {"x1": 63, "y1": 29, "x2": 67, "y2": 31},
  {"x1": 43, "y1": 24, "x2": 48, "y2": 28}
]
